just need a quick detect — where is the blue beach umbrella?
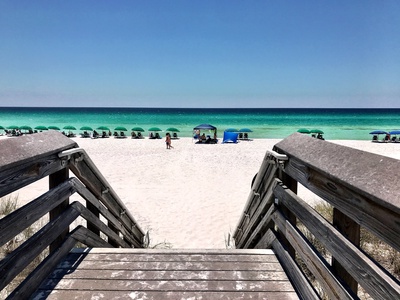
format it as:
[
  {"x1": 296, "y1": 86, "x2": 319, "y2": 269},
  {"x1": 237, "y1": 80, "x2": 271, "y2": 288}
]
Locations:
[
  {"x1": 369, "y1": 130, "x2": 387, "y2": 135},
  {"x1": 389, "y1": 130, "x2": 400, "y2": 135}
]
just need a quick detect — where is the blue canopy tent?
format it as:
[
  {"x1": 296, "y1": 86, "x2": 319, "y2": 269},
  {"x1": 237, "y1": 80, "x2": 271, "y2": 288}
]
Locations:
[
  {"x1": 222, "y1": 131, "x2": 239, "y2": 143},
  {"x1": 193, "y1": 124, "x2": 218, "y2": 144}
]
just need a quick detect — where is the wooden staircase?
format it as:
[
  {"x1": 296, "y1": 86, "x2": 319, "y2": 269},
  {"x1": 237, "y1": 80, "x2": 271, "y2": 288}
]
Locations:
[{"x1": 31, "y1": 248, "x2": 298, "y2": 300}]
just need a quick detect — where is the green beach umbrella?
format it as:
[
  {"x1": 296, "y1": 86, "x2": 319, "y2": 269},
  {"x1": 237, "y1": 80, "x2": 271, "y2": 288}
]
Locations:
[
  {"x1": 148, "y1": 127, "x2": 162, "y2": 132},
  {"x1": 7, "y1": 125, "x2": 19, "y2": 130},
  {"x1": 34, "y1": 125, "x2": 48, "y2": 131},
  {"x1": 80, "y1": 126, "x2": 93, "y2": 131},
  {"x1": 48, "y1": 126, "x2": 61, "y2": 130},
  {"x1": 131, "y1": 127, "x2": 144, "y2": 132},
  {"x1": 297, "y1": 128, "x2": 310, "y2": 134},
  {"x1": 0, "y1": 126, "x2": 5, "y2": 130},
  {"x1": 63, "y1": 125, "x2": 76, "y2": 130},
  {"x1": 97, "y1": 126, "x2": 110, "y2": 131},
  {"x1": 225, "y1": 128, "x2": 238, "y2": 132},
  {"x1": 114, "y1": 126, "x2": 127, "y2": 131},
  {"x1": 310, "y1": 129, "x2": 324, "y2": 134},
  {"x1": 166, "y1": 127, "x2": 180, "y2": 132},
  {"x1": 19, "y1": 125, "x2": 32, "y2": 131},
  {"x1": 239, "y1": 128, "x2": 253, "y2": 133}
]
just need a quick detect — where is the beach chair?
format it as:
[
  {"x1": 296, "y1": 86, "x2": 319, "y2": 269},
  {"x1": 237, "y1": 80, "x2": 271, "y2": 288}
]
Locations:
[{"x1": 172, "y1": 132, "x2": 178, "y2": 139}]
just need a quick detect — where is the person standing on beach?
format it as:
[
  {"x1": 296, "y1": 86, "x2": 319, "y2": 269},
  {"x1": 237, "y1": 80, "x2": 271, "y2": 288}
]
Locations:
[{"x1": 165, "y1": 133, "x2": 173, "y2": 149}]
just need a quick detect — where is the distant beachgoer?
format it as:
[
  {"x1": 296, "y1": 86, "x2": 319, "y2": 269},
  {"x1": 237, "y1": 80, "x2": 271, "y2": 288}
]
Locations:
[{"x1": 165, "y1": 133, "x2": 173, "y2": 149}]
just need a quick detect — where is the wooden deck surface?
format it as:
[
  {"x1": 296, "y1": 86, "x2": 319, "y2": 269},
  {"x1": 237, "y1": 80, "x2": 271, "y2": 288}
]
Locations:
[{"x1": 31, "y1": 248, "x2": 299, "y2": 300}]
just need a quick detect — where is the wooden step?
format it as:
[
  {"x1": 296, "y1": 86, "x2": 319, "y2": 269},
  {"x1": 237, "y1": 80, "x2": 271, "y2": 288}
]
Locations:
[{"x1": 31, "y1": 248, "x2": 299, "y2": 300}]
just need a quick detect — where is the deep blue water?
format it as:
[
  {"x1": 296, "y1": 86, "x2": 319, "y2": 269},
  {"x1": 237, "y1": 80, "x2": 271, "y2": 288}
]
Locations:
[{"x1": 1, "y1": 107, "x2": 400, "y2": 140}]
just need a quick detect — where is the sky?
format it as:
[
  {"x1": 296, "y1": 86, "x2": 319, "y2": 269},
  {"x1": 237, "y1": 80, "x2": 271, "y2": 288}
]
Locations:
[{"x1": 1, "y1": 1, "x2": 399, "y2": 108}]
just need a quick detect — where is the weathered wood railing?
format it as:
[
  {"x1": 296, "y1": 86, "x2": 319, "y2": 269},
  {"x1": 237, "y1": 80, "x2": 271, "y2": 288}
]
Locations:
[
  {"x1": 0, "y1": 131, "x2": 146, "y2": 298},
  {"x1": 234, "y1": 132, "x2": 400, "y2": 299}
]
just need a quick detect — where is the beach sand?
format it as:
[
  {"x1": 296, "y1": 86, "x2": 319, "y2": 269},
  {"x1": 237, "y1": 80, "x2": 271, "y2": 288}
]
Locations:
[{"x1": 7, "y1": 136, "x2": 400, "y2": 249}]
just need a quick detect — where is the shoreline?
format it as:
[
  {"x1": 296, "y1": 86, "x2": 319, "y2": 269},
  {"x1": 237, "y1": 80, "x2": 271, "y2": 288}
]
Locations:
[{"x1": 3, "y1": 136, "x2": 400, "y2": 248}]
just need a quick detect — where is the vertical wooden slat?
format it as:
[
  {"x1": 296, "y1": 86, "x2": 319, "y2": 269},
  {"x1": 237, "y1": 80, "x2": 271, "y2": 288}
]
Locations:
[
  {"x1": 278, "y1": 170, "x2": 297, "y2": 259},
  {"x1": 49, "y1": 167, "x2": 69, "y2": 253}
]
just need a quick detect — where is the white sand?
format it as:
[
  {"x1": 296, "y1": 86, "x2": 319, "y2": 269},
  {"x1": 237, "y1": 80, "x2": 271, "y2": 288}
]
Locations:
[{"x1": 7, "y1": 136, "x2": 400, "y2": 249}]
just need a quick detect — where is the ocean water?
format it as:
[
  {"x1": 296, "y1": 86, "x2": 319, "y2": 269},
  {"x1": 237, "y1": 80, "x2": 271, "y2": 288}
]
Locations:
[{"x1": 0, "y1": 107, "x2": 400, "y2": 140}]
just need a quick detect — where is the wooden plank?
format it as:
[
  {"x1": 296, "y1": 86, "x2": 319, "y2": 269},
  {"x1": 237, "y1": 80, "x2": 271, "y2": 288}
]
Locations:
[
  {"x1": 0, "y1": 205, "x2": 80, "y2": 291},
  {"x1": 49, "y1": 268, "x2": 289, "y2": 281},
  {"x1": 273, "y1": 209, "x2": 356, "y2": 299},
  {"x1": 0, "y1": 179, "x2": 75, "y2": 247},
  {"x1": 32, "y1": 290, "x2": 299, "y2": 300},
  {"x1": 0, "y1": 131, "x2": 77, "y2": 198},
  {"x1": 273, "y1": 133, "x2": 400, "y2": 252},
  {"x1": 0, "y1": 131, "x2": 77, "y2": 171},
  {"x1": 40, "y1": 279, "x2": 295, "y2": 292},
  {"x1": 52, "y1": 260, "x2": 284, "y2": 271},
  {"x1": 69, "y1": 248, "x2": 275, "y2": 255},
  {"x1": 61, "y1": 253, "x2": 279, "y2": 263},
  {"x1": 269, "y1": 230, "x2": 320, "y2": 300},
  {"x1": 0, "y1": 154, "x2": 68, "y2": 198},
  {"x1": 274, "y1": 180, "x2": 400, "y2": 299}
]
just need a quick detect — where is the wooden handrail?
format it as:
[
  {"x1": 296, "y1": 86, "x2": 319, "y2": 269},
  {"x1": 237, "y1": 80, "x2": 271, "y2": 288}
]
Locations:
[
  {"x1": 235, "y1": 133, "x2": 400, "y2": 299},
  {"x1": 0, "y1": 131, "x2": 146, "y2": 297}
]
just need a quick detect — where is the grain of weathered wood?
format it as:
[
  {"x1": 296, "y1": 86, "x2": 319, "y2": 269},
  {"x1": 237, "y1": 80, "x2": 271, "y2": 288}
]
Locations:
[
  {"x1": 274, "y1": 180, "x2": 400, "y2": 299},
  {"x1": 33, "y1": 249, "x2": 298, "y2": 300},
  {"x1": 273, "y1": 209, "x2": 356, "y2": 299}
]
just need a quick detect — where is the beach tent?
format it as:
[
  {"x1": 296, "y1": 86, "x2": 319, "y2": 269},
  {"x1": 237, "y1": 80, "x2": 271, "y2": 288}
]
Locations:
[
  {"x1": 222, "y1": 131, "x2": 238, "y2": 143},
  {"x1": 193, "y1": 123, "x2": 218, "y2": 143}
]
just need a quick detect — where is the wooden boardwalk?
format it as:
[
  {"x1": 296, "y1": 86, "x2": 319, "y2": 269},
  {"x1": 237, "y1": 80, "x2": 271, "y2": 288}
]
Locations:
[{"x1": 31, "y1": 248, "x2": 299, "y2": 299}]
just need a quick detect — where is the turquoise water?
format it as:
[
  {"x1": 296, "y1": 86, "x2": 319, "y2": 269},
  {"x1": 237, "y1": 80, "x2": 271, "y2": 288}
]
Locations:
[{"x1": 1, "y1": 107, "x2": 400, "y2": 140}]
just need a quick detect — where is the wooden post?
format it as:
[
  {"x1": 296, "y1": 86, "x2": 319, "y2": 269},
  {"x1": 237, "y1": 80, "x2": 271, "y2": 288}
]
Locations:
[
  {"x1": 49, "y1": 167, "x2": 69, "y2": 253},
  {"x1": 332, "y1": 208, "x2": 360, "y2": 294}
]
